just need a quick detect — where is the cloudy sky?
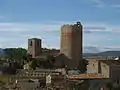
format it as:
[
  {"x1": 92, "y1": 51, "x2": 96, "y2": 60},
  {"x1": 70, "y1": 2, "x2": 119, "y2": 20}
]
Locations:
[{"x1": 0, "y1": 0, "x2": 120, "y2": 53}]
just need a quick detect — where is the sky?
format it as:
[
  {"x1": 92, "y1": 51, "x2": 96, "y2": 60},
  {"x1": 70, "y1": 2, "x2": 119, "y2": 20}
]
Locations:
[{"x1": 0, "y1": 0, "x2": 120, "y2": 52}]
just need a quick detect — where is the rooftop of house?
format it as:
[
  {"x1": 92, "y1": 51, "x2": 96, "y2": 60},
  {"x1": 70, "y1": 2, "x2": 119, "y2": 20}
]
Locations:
[
  {"x1": 85, "y1": 56, "x2": 108, "y2": 60},
  {"x1": 85, "y1": 56, "x2": 117, "y2": 60},
  {"x1": 33, "y1": 53, "x2": 49, "y2": 60},
  {"x1": 98, "y1": 60, "x2": 120, "y2": 66},
  {"x1": 68, "y1": 73, "x2": 108, "y2": 79},
  {"x1": 88, "y1": 59, "x2": 120, "y2": 66},
  {"x1": 33, "y1": 49, "x2": 60, "y2": 59}
]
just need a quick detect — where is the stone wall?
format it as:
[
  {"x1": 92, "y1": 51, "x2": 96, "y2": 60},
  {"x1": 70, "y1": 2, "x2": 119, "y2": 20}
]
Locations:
[
  {"x1": 87, "y1": 60, "x2": 99, "y2": 73},
  {"x1": 60, "y1": 22, "x2": 83, "y2": 69}
]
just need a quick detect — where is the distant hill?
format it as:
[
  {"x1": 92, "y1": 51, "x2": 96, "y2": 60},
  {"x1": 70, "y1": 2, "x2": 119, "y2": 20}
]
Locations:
[
  {"x1": 0, "y1": 47, "x2": 120, "y2": 58},
  {"x1": 83, "y1": 53, "x2": 96, "y2": 57},
  {"x1": 84, "y1": 51, "x2": 120, "y2": 57}
]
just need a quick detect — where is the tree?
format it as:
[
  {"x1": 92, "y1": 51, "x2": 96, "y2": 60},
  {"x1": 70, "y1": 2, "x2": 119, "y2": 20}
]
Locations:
[
  {"x1": 114, "y1": 85, "x2": 120, "y2": 90},
  {"x1": 78, "y1": 58, "x2": 88, "y2": 73},
  {"x1": 106, "y1": 81, "x2": 113, "y2": 90},
  {"x1": 29, "y1": 59, "x2": 37, "y2": 70},
  {"x1": 47, "y1": 55, "x2": 55, "y2": 63},
  {"x1": 4, "y1": 48, "x2": 27, "y2": 61},
  {"x1": 45, "y1": 55, "x2": 55, "y2": 68},
  {"x1": 26, "y1": 54, "x2": 32, "y2": 61}
]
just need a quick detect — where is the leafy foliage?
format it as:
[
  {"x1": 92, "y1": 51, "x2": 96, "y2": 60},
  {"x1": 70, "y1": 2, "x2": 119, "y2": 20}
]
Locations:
[
  {"x1": 106, "y1": 81, "x2": 113, "y2": 90},
  {"x1": 4, "y1": 48, "x2": 27, "y2": 60},
  {"x1": 29, "y1": 59, "x2": 37, "y2": 70},
  {"x1": 24, "y1": 54, "x2": 56, "y2": 69},
  {"x1": 78, "y1": 58, "x2": 88, "y2": 73},
  {"x1": 45, "y1": 55, "x2": 55, "y2": 68},
  {"x1": 105, "y1": 81, "x2": 120, "y2": 90}
]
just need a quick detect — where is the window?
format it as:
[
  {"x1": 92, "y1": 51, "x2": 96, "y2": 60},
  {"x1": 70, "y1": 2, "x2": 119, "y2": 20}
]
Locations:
[
  {"x1": 37, "y1": 41, "x2": 39, "y2": 46},
  {"x1": 30, "y1": 41, "x2": 32, "y2": 46},
  {"x1": 116, "y1": 78, "x2": 119, "y2": 84}
]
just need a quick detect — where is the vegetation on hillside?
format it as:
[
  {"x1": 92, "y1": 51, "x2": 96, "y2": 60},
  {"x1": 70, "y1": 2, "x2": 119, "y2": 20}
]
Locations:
[
  {"x1": 4, "y1": 48, "x2": 27, "y2": 60},
  {"x1": 78, "y1": 58, "x2": 88, "y2": 73},
  {"x1": 1, "y1": 48, "x2": 55, "y2": 69},
  {"x1": 25, "y1": 54, "x2": 56, "y2": 70},
  {"x1": 105, "y1": 81, "x2": 120, "y2": 90},
  {"x1": 1, "y1": 48, "x2": 88, "y2": 71}
]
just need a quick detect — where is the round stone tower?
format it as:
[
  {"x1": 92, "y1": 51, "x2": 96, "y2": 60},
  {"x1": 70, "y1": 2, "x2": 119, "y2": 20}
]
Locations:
[{"x1": 60, "y1": 22, "x2": 83, "y2": 69}]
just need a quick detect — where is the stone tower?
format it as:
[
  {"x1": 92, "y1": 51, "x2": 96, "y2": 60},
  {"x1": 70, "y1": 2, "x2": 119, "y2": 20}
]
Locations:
[
  {"x1": 60, "y1": 22, "x2": 83, "y2": 69},
  {"x1": 28, "y1": 38, "x2": 42, "y2": 58}
]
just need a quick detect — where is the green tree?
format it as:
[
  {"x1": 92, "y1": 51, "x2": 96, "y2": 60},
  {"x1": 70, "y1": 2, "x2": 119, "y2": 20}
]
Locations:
[
  {"x1": 45, "y1": 55, "x2": 55, "y2": 68},
  {"x1": 30, "y1": 59, "x2": 37, "y2": 70},
  {"x1": 106, "y1": 81, "x2": 113, "y2": 90},
  {"x1": 114, "y1": 85, "x2": 120, "y2": 90},
  {"x1": 4, "y1": 48, "x2": 27, "y2": 61},
  {"x1": 78, "y1": 58, "x2": 88, "y2": 73},
  {"x1": 47, "y1": 55, "x2": 55, "y2": 63}
]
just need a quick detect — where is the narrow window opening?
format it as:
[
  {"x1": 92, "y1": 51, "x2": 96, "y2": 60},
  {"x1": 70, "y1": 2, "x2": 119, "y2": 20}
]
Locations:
[
  {"x1": 116, "y1": 78, "x2": 119, "y2": 84},
  {"x1": 30, "y1": 41, "x2": 32, "y2": 46},
  {"x1": 37, "y1": 41, "x2": 39, "y2": 46}
]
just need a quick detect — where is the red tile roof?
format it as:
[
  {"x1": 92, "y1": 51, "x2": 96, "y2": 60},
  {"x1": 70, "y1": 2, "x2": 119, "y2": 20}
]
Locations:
[
  {"x1": 98, "y1": 60, "x2": 120, "y2": 65},
  {"x1": 68, "y1": 73, "x2": 108, "y2": 79}
]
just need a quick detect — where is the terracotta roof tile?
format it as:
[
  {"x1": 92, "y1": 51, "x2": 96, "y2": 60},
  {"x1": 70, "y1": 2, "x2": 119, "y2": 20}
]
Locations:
[
  {"x1": 68, "y1": 73, "x2": 108, "y2": 79},
  {"x1": 98, "y1": 60, "x2": 120, "y2": 65}
]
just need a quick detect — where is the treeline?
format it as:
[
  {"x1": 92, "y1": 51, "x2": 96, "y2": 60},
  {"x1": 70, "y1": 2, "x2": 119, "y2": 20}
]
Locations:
[
  {"x1": 3, "y1": 48, "x2": 27, "y2": 60},
  {"x1": 2, "y1": 47, "x2": 56, "y2": 60},
  {"x1": 1, "y1": 48, "x2": 56, "y2": 70},
  {"x1": 1, "y1": 48, "x2": 88, "y2": 73}
]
